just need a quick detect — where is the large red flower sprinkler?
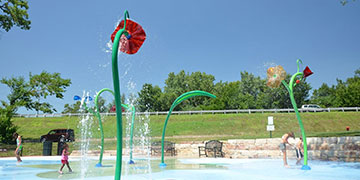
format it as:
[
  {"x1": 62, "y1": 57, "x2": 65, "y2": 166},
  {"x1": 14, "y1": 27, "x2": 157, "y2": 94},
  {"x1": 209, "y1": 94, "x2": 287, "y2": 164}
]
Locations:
[
  {"x1": 111, "y1": 19, "x2": 146, "y2": 54},
  {"x1": 110, "y1": 10, "x2": 146, "y2": 180}
]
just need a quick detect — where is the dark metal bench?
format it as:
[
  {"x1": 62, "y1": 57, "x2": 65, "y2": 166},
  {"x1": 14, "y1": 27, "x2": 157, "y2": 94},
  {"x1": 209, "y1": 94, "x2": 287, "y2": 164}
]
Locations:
[
  {"x1": 151, "y1": 141, "x2": 175, "y2": 156},
  {"x1": 198, "y1": 140, "x2": 224, "y2": 158}
]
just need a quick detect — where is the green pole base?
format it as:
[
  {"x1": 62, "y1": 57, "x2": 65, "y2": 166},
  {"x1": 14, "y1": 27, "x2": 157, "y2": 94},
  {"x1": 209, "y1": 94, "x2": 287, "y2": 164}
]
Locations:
[
  {"x1": 159, "y1": 163, "x2": 167, "y2": 168},
  {"x1": 301, "y1": 165, "x2": 311, "y2": 170}
]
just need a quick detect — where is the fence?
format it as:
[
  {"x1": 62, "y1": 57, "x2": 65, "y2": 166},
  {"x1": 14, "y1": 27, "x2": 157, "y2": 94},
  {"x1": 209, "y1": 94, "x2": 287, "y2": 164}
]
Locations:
[{"x1": 14, "y1": 107, "x2": 359, "y2": 118}]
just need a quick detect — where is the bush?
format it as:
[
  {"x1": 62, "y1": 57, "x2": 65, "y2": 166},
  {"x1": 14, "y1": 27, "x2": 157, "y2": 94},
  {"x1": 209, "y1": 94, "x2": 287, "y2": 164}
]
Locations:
[{"x1": 0, "y1": 109, "x2": 17, "y2": 144}]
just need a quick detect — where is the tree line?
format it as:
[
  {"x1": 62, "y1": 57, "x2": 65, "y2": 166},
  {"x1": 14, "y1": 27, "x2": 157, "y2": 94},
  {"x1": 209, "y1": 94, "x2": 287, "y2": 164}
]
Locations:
[
  {"x1": 135, "y1": 70, "x2": 311, "y2": 112},
  {"x1": 62, "y1": 68, "x2": 360, "y2": 114}
]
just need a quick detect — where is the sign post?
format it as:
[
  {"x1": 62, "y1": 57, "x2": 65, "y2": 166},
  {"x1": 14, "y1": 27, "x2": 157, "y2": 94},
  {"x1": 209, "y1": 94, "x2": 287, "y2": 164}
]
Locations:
[{"x1": 267, "y1": 116, "x2": 275, "y2": 138}]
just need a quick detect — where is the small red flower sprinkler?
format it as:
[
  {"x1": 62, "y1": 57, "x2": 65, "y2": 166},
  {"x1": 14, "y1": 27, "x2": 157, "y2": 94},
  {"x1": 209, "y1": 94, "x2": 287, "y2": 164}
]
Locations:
[
  {"x1": 303, "y1": 66, "x2": 313, "y2": 79},
  {"x1": 111, "y1": 19, "x2": 146, "y2": 54},
  {"x1": 296, "y1": 66, "x2": 313, "y2": 84}
]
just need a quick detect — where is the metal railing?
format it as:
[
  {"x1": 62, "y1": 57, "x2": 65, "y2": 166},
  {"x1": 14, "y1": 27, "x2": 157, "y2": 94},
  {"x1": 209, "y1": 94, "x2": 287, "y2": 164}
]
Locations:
[{"x1": 13, "y1": 107, "x2": 359, "y2": 118}]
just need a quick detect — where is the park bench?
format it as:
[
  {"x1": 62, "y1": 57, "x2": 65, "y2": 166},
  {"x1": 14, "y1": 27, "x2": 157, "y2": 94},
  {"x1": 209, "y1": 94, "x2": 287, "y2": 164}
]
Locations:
[
  {"x1": 0, "y1": 148, "x2": 7, "y2": 152},
  {"x1": 198, "y1": 140, "x2": 224, "y2": 158},
  {"x1": 150, "y1": 141, "x2": 176, "y2": 156}
]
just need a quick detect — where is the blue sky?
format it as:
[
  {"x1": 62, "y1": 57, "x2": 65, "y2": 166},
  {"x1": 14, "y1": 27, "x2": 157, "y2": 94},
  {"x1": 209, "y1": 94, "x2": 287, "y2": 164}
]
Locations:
[{"x1": 0, "y1": 0, "x2": 359, "y2": 114}]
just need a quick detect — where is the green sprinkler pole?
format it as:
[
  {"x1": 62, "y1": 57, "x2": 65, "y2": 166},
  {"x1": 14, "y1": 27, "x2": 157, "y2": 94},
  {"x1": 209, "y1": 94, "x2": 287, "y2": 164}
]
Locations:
[
  {"x1": 160, "y1": 90, "x2": 216, "y2": 167},
  {"x1": 94, "y1": 88, "x2": 115, "y2": 167},
  {"x1": 281, "y1": 59, "x2": 311, "y2": 170},
  {"x1": 94, "y1": 88, "x2": 135, "y2": 166},
  {"x1": 121, "y1": 104, "x2": 136, "y2": 164},
  {"x1": 112, "y1": 10, "x2": 130, "y2": 180}
]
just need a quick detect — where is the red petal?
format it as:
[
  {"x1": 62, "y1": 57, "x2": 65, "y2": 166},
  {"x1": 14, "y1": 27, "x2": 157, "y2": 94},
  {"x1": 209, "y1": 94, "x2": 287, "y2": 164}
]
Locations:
[
  {"x1": 111, "y1": 19, "x2": 146, "y2": 54},
  {"x1": 303, "y1": 66, "x2": 313, "y2": 78}
]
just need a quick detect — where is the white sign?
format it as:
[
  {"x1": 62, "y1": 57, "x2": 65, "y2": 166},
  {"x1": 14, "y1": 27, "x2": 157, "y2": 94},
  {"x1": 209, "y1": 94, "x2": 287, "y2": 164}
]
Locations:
[
  {"x1": 267, "y1": 125, "x2": 275, "y2": 131},
  {"x1": 268, "y1": 116, "x2": 273, "y2": 125}
]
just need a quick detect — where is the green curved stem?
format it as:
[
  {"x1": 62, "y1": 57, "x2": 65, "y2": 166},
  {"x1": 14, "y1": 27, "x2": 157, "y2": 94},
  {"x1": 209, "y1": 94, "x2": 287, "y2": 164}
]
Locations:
[
  {"x1": 116, "y1": 103, "x2": 136, "y2": 162},
  {"x1": 94, "y1": 89, "x2": 135, "y2": 165},
  {"x1": 281, "y1": 61, "x2": 309, "y2": 167},
  {"x1": 160, "y1": 90, "x2": 216, "y2": 164},
  {"x1": 126, "y1": 105, "x2": 136, "y2": 162},
  {"x1": 112, "y1": 10, "x2": 129, "y2": 180},
  {"x1": 94, "y1": 88, "x2": 114, "y2": 166},
  {"x1": 296, "y1": 59, "x2": 303, "y2": 73}
]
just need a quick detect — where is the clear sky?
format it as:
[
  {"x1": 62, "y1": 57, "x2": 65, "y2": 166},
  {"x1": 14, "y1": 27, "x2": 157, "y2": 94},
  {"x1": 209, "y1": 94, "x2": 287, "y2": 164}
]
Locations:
[{"x1": 0, "y1": 0, "x2": 359, "y2": 114}]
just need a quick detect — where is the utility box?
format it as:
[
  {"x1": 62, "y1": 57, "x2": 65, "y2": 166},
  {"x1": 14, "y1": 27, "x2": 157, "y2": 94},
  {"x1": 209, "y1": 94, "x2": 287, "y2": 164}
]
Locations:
[{"x1": 43, "y1": 141, "x2": 52, "y2": 156}]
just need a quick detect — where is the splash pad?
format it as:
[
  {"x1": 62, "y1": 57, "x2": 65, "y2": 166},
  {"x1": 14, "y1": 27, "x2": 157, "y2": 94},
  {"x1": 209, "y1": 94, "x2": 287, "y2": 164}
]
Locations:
[{"x1": 1, "y1": 157, "x2": 360, "y2": 180}]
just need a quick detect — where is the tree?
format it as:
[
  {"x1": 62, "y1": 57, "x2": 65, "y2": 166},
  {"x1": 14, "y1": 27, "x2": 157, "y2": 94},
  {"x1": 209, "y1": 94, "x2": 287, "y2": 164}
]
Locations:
[
  {"x1": 334, "y1": 68, "x2": 360, "y2": 107},
  {"x1": 340, "y1": 0, "x2": 356, "y2": 6},
  {"x1": 163, "y1": 70, "x2": 216, "y2": 110},
  {"x1": 0, "y1": 104, "x2": 17, "y2": 143},
  {"x1": 96, "y1": 96, "x2": 108, "y2": 113},
  {"x1": 310, "y1": 83, "x2": 336, "y2": 107},
  {"x1": 0, "y1": 0, "x2": 31, "y2": 32},
  {"x1": 310, "y1": 68, "x2": 360, "y2": 107},
  {"x1": 29, "y1": 71, "x2": 71, "y2": 113},
  {"x1": 62, "y1": 101, "x2": 81, "y2": 114},
  {"x1": 239, "y1": 71, "x2": 265, "y2": 109},
  {"x1": 137, "y1": 83, "x2": 162, "y2": 112},
  {"x1": 0, "y1": 71, "x2": 71, "y2": 143},
  {"x1": 211, "y1": 81, "x2": 242, "y2": 109}
]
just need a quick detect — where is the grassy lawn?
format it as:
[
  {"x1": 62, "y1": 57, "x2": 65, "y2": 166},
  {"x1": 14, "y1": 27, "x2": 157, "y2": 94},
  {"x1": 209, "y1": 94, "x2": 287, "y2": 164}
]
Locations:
[{"x1": 1, "y1": 111, "x2": 359, "y2": 157}]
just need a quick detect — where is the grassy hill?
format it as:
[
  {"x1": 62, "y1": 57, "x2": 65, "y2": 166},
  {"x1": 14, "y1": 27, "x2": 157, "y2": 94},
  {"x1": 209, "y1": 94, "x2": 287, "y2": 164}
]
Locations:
[{"x1": 1, "y1": 111, "x2": 359, "y2": 157}]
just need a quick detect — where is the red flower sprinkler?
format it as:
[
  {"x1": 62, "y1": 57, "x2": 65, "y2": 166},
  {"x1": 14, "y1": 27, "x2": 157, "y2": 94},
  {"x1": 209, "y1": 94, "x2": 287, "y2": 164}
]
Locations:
[
  {"x1": 303, "y1": 66, "x2": 313, "y2": 79},
  {"x1": 267, "y1": 59, "x2": 313, "y2": 170},
  {"x1": 111, "y1": 19, "x2": 146, "y2": 54},
  {"x1": 110, "y1": 10, "x2": 146, "y2": 180}
]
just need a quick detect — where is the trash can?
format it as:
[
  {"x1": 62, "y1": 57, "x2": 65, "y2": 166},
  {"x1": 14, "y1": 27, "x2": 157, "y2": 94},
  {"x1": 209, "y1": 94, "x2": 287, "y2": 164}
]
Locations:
[{"x1": 43, "y1": 141, "x2": 52, "y2": 156}]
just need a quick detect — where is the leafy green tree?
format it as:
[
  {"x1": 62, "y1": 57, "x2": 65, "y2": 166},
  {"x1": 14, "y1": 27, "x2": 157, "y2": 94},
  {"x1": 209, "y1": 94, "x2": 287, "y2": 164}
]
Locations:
[
  {"x1": 156, "y1": 91, "x2": 176, "y2": 111},
  {"x1": 29, "y1": 71, "x2": 71, "y2": 113},
  {"x1": 0, "y1": 71, "x2": 71, "y2": 143},
  {"x1": 254, "y1": 74, "x2": 311, "y2": 109},
  {"x1": 96, "y1": 96, "x2": 108, "y2": 113},
  {"x1": 137, "y1": 83, "x2": 162, "y2": 112},
  {"x1": 163, "y1": 70, "x2": 215, "y2": 110},
  {"x1": 0, "y1": 106, "x2": 17, "y2": 143},
  {"x1": 0, "y1": 0, "x2": 31, "y2": 32},
  {"x1": 340, "y1": 0, "x2": 356, "y2": 6},
  {"x1": 62, "y1": 101, "x2": 81, "y2": 114},
  {"x1": 310, "y1": 83, "x2": 336, "y2": 107},
  {"x1": 211, "y1": 81, "x2": 241, "y2": 109},
  {"x1": 239, "y1": 71, "x2": 265, "y2": 109},
  {"x1": 334, "y1": 68, "x2": 360, "y2": 107},
  {"x1": 310, "y1": 68, "x2": 360, "y2": 107}
]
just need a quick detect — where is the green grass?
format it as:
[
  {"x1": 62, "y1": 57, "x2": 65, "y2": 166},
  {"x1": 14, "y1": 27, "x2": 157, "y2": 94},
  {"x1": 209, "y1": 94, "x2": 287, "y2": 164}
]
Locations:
[{"x1": 0, "y1": 111, "x2": 359, "y2": 157}]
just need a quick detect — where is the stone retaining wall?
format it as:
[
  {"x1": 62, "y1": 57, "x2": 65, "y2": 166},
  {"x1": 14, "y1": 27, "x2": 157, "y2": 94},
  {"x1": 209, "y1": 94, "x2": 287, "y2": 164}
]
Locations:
[{"x1": 175, "y1": 136, "x2": 360, "y2": 162}]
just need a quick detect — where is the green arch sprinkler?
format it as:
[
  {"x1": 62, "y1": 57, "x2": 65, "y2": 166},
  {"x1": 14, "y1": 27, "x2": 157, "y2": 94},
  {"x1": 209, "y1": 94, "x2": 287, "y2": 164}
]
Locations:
[
  {"x1": 110, "y1": 10, "x2": 146, "y2": 180},
  {"x1": 93, "y1": 88, "x2": 136, "y2": 167},
  {"x1": 159, "y1": 90, "x2": 216, "y2": 167},
  {"x1": 266, "y1": 59, "x2": 313, "y2": 170}
]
